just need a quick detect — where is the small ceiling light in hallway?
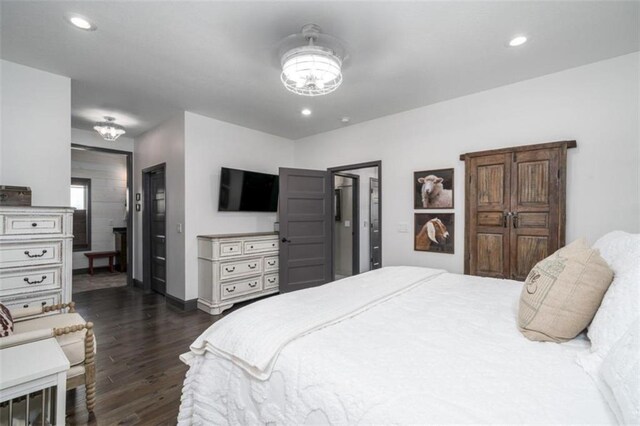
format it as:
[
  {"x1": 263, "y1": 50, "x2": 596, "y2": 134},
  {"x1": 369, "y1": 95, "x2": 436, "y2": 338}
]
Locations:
[{"x1": 93, "y1": 116, "x2": 126, "y2": 141}]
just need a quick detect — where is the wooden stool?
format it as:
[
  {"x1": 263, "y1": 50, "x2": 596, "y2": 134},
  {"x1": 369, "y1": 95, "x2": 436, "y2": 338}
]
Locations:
[{"x1": 84, "y1": 251, "x2": 119, "y2": 275}]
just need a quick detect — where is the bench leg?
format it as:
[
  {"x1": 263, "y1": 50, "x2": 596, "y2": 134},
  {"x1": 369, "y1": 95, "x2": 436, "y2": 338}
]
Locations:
[
  {"x1": 109, "y1": 255, "x2": 114, "y2": 273},
  {"x1": 88, "y1": 258, "x2": 94, "y2": 275}
]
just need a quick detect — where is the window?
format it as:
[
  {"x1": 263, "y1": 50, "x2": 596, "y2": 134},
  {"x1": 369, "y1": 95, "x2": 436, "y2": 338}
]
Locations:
[{"x1": 71, "y1": 178, "x2": 91, "y2": 251}]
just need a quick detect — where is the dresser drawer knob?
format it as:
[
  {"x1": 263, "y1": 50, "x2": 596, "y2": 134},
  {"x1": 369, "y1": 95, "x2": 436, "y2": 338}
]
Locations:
[
  {"x1": 249, "y1": 282, "x2": 257, "y2": 288},
  {"x1": 32, "y1": 222, "x2": 38, "y2": 227},
  {"x1": 23, "y1": 304, "x2": 29, "y2": 309},
  {"x1": 225, "y1": 266, "x2": 236, "y2": 273},
  {"x1": 248, "y1": 263, "x2": 257, "y2": 269},
  {"x1": 24, "y1": 275, "x2": 47, "y2": 285},
  {"x1": 24, "y1": 249, "x2": 47, "y2": 258},
  {"x1": 250, "y1": 245, "x2": 254, "y2": 249},
  {"x1": 225, "y1": 286, "x2": 236, "y2": 293}
]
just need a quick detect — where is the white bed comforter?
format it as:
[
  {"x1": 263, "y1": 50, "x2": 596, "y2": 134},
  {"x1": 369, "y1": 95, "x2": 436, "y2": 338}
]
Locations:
[{"x1": 178, "y1": 267, "x2": 615, "y2": 425}]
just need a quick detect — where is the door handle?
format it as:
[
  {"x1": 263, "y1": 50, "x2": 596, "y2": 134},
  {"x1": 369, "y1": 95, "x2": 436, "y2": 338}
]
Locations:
[
  {"x1": 512, "y1": 212, "x2": 519, "y2": 228},
  {"x1": 503, "y1": 212, "x2": 510, "y2": 228},
  {"x1": 281, "y1": 237, "x2": 290, "y2": 243}
]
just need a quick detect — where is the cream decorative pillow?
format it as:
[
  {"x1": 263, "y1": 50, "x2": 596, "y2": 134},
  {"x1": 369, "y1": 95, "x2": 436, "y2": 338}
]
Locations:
[{"x1": 518, "y1": 239, "x2": 614, "y2": 342}]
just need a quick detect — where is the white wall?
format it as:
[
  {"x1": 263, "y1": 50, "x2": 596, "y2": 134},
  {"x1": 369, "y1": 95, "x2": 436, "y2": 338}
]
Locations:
[
  {"x1": 133, "y1": 113, "x2": 185, "y2": 299},
  {"x1": 71, "y1": 128, "x2": 134, "y2": 152},
  {"x1": 294, "y1": 53, "x2": 640, "y2": 274},
  {"x1": 0, "y1": 60, "x2": 71, "y2": 206},
  {"x1": 183, "y1": 112, "x2": 294, "y2": 300},
  {"x1": 71, "y1": 149, "x2": 128, "y2": 269}
]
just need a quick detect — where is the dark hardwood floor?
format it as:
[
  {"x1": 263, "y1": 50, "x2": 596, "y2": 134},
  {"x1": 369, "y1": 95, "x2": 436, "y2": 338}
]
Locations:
[{"x1": 66, "y1": 286, "x2": 249, "y2": 425}]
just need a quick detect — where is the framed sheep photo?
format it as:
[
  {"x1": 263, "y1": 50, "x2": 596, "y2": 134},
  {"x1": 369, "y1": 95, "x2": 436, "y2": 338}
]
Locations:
[
  {"x1": 414, "y1": 213, "x2": 454, "y2": 254},
  {"x1": 414, "y1": 168, "x2": 454, "y2": 209}
]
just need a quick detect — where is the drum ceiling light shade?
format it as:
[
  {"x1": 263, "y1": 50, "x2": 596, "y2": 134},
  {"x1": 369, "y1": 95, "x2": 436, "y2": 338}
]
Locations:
[
  {"x1": 280, "y1": 24, "x2": 346, "y2": 97},
  {"x1": 93, "y1": 116, "x2": 126, "y2": 141}
]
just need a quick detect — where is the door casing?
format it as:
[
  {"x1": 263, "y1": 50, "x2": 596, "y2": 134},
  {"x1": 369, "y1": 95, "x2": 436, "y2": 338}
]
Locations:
[{"x1": 328, "y1": 161, "x2": 382, "y2": 280}]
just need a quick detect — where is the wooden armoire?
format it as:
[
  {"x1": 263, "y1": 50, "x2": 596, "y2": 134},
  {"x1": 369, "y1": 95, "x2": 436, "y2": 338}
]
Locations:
[{"x1": 460, "y1": 140, "x2": 576, "y2": 281}]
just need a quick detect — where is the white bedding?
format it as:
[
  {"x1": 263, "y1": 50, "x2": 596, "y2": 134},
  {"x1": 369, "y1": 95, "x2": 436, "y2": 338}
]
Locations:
[{"x1": 178, "y1": 268, "x2": 615, "y2": 425}]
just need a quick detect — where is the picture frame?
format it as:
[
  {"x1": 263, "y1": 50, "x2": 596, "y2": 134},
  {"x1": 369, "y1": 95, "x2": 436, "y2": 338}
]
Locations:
[
  {"x1": 414, "y1": 168, "x2": 454, "y2": 209},
  {"x1": 414, "y1": 213, "x2": 454, "y2": 254}
]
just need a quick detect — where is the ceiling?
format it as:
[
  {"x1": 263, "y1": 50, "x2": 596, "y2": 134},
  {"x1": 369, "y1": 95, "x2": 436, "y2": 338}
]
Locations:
[{"x1": 1, "y1": 1, "x2": 638, "y2": 140}]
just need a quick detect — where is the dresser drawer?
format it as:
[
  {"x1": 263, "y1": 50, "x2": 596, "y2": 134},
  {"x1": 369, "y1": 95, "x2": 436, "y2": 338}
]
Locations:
[
  {"x1": 220, "y1": 258, "x2": 262, "y2": 280},
  {"x1": 3, "y1": 214, "x2": 63, "y2": 235},
  {"x1": 3, "y1": 292, "x2": 60, "y2": 315},
  {"x1": 264, "y1": 255, "x2": 279, "y2": 272},
  {"x1": 264, "y1": 273, "x2": 279, "y2": 289},
  {"x1": 243, "y1": 239, "x2": 277, "y2": 255},
  {"x1": 219, "y1": 241, "x2": 242, "y2": 257},
  {"x1": 0, "y1": 266, "x2": 62, "y2": 297},
  {"x1": 220, "y1": 277, "x2": 261, "y2": 301},
  {"x1": 0, "y1": 241, "x2": 62, "y2": 268}
]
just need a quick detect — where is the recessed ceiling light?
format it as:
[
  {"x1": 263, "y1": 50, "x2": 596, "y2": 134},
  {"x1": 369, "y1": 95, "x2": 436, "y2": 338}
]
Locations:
[
  {"x1": 341, "y1": 117, "x2": 350, "y2": 123},
  {"x1": 301, "y1": 108, "x2": 312, "y2": 116},
  {"x1": 508, "y1": 35, "x2": 528, "y2": 47},
  {"x1": 65, "y1": 13, "x2": 96, "y2": 31}
]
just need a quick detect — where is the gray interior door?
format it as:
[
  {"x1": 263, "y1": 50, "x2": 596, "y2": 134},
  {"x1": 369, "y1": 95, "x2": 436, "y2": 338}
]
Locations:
[
  {"x1": 279, "y1": 167, "x2": 333, "y2": 293},
  {"x1": 143, "y1": 165, "x2": 166, "y2": 295},
  {"x1": 369, "y1": 178, "x2": 381, "y2": 269}
]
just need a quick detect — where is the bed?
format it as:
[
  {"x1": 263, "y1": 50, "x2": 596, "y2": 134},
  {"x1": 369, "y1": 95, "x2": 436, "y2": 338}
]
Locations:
[{"x1": 177, "y1": 233, "x2": 638, "y2": 425}]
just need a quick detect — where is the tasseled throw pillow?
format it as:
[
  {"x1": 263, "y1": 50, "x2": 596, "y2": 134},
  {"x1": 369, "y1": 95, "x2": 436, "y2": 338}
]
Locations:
[
  {"x1": 518, "y1": 239, "x2": 614, "y2": 342},
  {"x1": 0, "y1": 303, "x2": 14, "y2": 337}
]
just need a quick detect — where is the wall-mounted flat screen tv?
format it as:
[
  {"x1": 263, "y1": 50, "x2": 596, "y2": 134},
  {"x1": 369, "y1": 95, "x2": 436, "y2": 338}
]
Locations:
[{"x1": 218, "y1": 167, "x2": 279, "y2": 212}]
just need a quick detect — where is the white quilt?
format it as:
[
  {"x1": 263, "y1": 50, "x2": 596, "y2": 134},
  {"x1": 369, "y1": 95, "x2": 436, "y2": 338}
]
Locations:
[{"x1": 179, "y1": 268, "x2": 615, "y2": 425}]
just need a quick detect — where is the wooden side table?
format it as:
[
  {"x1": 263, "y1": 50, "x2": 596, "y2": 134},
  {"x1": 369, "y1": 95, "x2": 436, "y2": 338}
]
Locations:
[{"x1": 0, "y1": 338, "x2": 70, "y2": 425}]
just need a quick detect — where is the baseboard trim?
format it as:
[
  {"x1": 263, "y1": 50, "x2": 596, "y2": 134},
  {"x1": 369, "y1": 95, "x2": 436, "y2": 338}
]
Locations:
[
  {"x1": 133, "y1": 279, "x2": 144, "y2": 289},
  {"x1": 165, "y1": 293, "x2": 198, "y2": 311}
]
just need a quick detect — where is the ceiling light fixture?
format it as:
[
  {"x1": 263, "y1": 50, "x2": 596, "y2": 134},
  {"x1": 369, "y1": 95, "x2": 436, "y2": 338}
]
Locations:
[
  {"x1": 301, "y1": 108, "x2": 312, "y2": 116},
  {"x1": 65, "y1": 13, "x2": 96, "y2": 31},
  {"x1": 508, "y1": 35, "x2": 528, "y2": 47},
  {"x1": 341, "y1": 117, "x2": 350, "y2": 123},
  {"x1": 279, "y1": 24, "x2": 347, "y2": 97},
  {"x1": 93, "y1": 116, "x2": 126, "y2": 141}
]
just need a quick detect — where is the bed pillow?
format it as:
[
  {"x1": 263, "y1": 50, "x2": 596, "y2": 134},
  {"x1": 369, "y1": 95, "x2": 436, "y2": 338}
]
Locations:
[
  {"x1": 0, "y1": 303, "x2": 14, "y2": 337},
  {"x1": 588, "y1": 231, "x2": 640, "y2": 355},
  {"x1": 599, "y1": 317, "x2": 640, "y2": 424},
  {"x1": 518, "y1": 239, "x2": 614, "y2": 342}
]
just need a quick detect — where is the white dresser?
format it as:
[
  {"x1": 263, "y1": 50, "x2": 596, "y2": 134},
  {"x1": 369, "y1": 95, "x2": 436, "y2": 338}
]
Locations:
[
  {"x1": 0, "y1": 206, "x2": 74, "y2": 316},
  {"x1": 197, "y1": 232, "x2": 279, "y2": 315}
]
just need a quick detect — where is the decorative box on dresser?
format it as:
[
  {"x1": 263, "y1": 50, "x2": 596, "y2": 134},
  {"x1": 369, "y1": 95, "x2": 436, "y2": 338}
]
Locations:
[
  {"x1": 0, "y1": 206, "x2": 74, "y2": 316},
  {"x1": 198, "y1": 232, "x2": 279, "y2": 315}
]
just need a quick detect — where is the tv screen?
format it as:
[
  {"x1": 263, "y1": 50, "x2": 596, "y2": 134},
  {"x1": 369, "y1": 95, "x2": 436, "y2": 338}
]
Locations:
[{"x1": 218, "y1": 167, "x2": 279, "y2": 212}]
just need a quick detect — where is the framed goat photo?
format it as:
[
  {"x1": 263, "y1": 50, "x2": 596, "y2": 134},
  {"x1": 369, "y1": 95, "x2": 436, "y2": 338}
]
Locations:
[
  {"x1": 414, "y1": 213, "x2": 454, "y2": 254},
  {"x1": 414, "y1": 168, "x2": 454, "y2": 209}
]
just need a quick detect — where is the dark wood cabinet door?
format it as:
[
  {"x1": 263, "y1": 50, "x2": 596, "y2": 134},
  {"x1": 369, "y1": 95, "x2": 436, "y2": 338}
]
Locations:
[
  {"x1": 463, "y1": 141, "x2": 573, "y2": 281},
  {"x1": 466, "y1": 153, "x2": 511, "y2": 278},
  {"x1": 509, "y1": 148, "x2": 562, "y2": 280}
]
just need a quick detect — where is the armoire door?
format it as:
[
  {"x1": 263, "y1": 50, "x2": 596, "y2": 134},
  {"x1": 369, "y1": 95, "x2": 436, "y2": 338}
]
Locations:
[
  {"x1": 466, "y1": 153, "x2": 512, "y2": 278},
  {"x1": 509, "y1": 148, "x2": 563, "y2": 280},
  {"x1": 463, "y1": 141, "x2": 575, "y2": 281}
]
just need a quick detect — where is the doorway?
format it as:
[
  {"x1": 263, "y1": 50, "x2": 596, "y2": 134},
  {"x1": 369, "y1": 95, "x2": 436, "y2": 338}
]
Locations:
[
  {"x1": 333, "y1": 173, "x2": 359, "y2": 279},
  {"x1": 329, "y1": 161, "x2": 382, "y2": 280},
  {"x1": 142, "y1": 163, "x2": 167, "y2": 295},
  {"x1": 70, "y1": 144, "x2": 133, "y2": 294}
]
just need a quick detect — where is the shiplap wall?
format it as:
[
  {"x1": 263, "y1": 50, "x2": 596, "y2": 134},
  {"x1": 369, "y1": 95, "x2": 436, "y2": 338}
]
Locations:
[{"x1": 71, "y1": 149, "x2": 128, "y2": 270}]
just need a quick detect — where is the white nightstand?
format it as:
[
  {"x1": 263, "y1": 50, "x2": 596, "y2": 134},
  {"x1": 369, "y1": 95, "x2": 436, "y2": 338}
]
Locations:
[{"x1": 0, "y1": 338, "x2": 70, "y2": 425}]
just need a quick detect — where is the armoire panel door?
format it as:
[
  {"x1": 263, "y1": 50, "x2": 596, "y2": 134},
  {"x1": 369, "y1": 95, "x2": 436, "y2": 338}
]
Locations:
[
  {"x1": 509, "y1": 148, "x2": 561, "y2": 280},
  {"x1": 466, "y1": 153, "x2": 511, "y2": 278}
]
